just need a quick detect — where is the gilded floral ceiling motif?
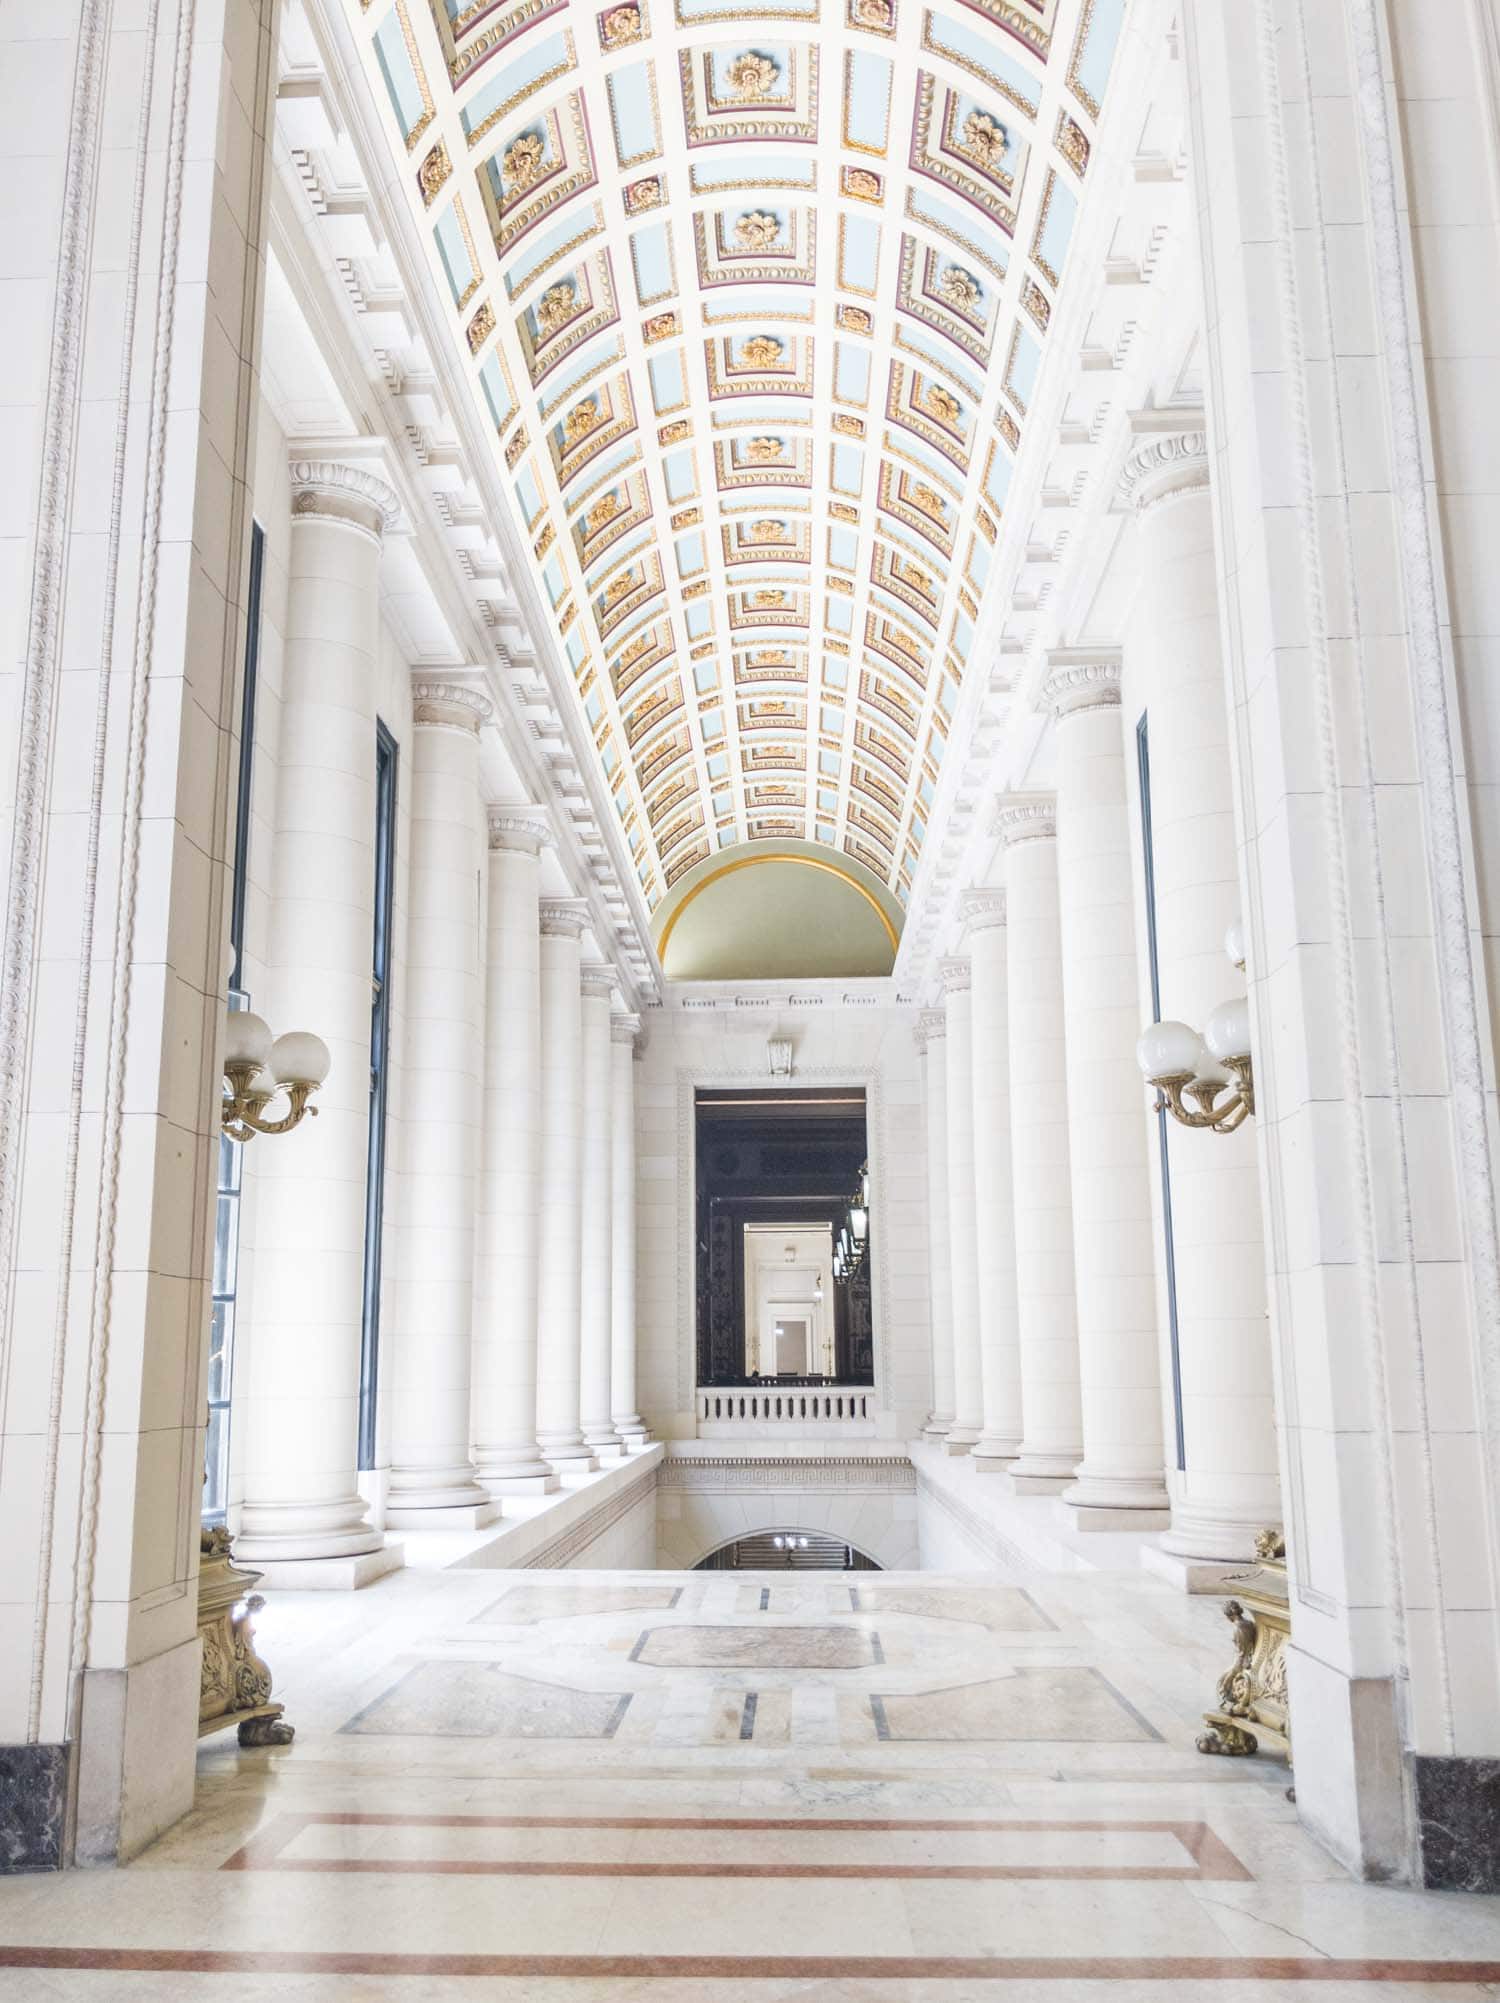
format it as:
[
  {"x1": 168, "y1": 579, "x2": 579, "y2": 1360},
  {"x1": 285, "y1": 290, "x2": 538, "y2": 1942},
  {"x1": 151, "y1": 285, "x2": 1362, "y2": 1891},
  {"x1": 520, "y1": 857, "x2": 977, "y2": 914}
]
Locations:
[{"x1": 357, "y1": 0, "x2": 1127, "y2": 909}]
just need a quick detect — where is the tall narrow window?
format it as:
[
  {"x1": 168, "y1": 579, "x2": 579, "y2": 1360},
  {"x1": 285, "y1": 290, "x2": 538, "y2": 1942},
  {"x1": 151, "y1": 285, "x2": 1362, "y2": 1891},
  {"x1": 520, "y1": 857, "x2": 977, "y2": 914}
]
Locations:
[
  {"x1": 206, "y1": 521, "x2": 266, "y2": 1522},
  {"x1": 359, "y1": 721, "x2": 399, "y2": 1471},
  {"x1": 1137, "y1": 712, "x2": 1185, "y2": 1471}
]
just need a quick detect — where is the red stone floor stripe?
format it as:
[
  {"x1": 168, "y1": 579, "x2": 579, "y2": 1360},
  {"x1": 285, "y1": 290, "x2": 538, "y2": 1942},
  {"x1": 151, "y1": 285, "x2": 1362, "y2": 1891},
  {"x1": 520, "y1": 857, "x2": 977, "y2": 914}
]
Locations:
[
  {"x1": 221, "y1": 1810, "x2": 1252, "y2": 1881},
  {"x1": 2, "y1": 1950, "x2": 1499, "y2": 1982},
  {"x1": 243, "y1": 1857, "x2": 1234, "y2": 1881}
]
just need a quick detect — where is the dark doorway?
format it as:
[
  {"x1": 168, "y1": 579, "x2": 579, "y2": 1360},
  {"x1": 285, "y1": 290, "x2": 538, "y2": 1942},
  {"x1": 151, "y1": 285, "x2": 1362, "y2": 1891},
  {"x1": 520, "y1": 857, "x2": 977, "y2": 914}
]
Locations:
[
  {"x1": 695, "y1": 1531, "x2": 881, "y2": 1570},
  {"x1": 694, "y1": 1088, "x2": 873, "y2": 1388}
]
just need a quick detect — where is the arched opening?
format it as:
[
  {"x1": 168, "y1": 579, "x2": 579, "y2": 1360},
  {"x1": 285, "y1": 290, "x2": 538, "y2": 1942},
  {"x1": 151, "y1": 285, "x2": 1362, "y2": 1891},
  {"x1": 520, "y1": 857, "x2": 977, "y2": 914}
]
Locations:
[{"x1": 693, "y1": 1528, "x2": 882, "y2": 1570}]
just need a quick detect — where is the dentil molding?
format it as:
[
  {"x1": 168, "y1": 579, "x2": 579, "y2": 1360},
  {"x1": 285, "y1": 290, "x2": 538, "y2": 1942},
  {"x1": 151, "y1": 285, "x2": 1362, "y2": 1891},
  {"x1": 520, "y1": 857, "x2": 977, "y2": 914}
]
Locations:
[{"x1": 938, "y1": 955, "x2": 971, "y2": 996}]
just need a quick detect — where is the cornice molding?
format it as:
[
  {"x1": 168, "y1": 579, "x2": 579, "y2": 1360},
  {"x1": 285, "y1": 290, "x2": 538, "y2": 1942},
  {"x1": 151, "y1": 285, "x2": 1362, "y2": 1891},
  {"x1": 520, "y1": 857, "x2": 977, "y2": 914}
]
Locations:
[
  {"x1": 539, "y1": 898, "x2": 589, "y2": 940},
  {"x1": 939, "y1": 955, "x2": 971, "y2": 996},
  {"x1": 411, "y1": 677, "x2": 493, "y2": 733},
  {"x1": 1039, "y1": 650, "x2": 1123, "y2": 719},
  {"x1": 287, "y1": 457, "x2": 401, "y2": 537},
  {"x1": 992, "y1": 793, "x2": 1058, "y2": 845},
  {"x1": 487, "y1": 804, "x2": 553, "y2": 854}
]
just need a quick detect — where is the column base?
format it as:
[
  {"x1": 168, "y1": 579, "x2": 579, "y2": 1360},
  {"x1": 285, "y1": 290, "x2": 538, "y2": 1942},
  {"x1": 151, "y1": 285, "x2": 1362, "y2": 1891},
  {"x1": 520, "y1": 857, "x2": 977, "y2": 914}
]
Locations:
[
  {"x1": 1139, "y1": 1543, "x2": 1250, "y2": 1595},
  {"x1": 1060, "y1": 1472, "x2": 1171, "y2": 1528},
  {"x1": 1157, "y1": 1509, "x2": 1279, "y2": 1566},
  {"x1": 233, "y1": 1494, "x2": 384, "y2": 1565},
  {"x1": 386, "y1": 1500, "x2": 500, "y2": 1532},
  {"x1": 543, "y1": 1444, "x2": 600, "y2": 1473},
  {"x1": 1009, "y1": 1447, "x2": 1079, "y2": 1493},
  {"x1": 386, "y1": 1471, "x2": 493, "y2": 1515},
  {"x1": 481, "y1": 1469, "x2": 561, "y2": 1496},
  {"x1": 971, "y1": 1451, "x2": 1018, "y2": 1476},
  {"x1": 622, "y1": 1434, "x2": 656, "y2": 1453},
  {"x1": 0, "y1": 1744, "x2": 69, "y2": 1869},
  {"x1": 614, "y1": 1414, "x2": 649, "y2": 1440},
  {"x1": 972, "y1": 1433, "x2": 1021, "y2": 1472},
  {"x1": 244, "y1": 1542, "x2": 404, "y2": 1592},
  {"x1": 923, "y1": 1413, "x2": 954, "y2": 1439},
  {"x1": 1062, "y1": 1501, "x2": 1171, "y2": 1532},
  {"x1": 584, "y1": 1426, "x2": 625, "y2": 1456},
  {"x1": 945, "y1": 1423, "x2": 981, "y2": 1455}
]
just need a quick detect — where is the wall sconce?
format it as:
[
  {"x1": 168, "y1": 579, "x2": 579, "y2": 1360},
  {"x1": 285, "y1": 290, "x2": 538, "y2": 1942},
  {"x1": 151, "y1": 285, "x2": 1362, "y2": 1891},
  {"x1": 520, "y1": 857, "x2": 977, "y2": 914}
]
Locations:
[
  {"x1": 1136, "y1": 925, "x2": 1254, "y2": 1134},
  {"x1": 222, "y1": 1005, "x2": 330, "y2": 1142}
]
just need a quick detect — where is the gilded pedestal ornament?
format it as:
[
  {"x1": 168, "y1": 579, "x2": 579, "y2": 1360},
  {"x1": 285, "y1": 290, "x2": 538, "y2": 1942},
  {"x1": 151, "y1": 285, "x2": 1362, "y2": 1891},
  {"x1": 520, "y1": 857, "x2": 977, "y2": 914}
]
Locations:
[
  {"x1": 198, "y1": 1527, "x2": 294, "y2": 1748},
  {"x1": 1197, "y1": 1530, "x2": 1290, "y2": 1762}
]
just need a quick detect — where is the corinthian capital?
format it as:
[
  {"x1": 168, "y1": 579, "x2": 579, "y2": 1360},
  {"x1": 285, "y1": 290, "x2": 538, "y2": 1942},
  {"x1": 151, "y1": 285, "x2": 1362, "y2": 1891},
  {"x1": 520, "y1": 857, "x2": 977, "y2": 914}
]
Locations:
[
  {"x1": 992, "y1": 793, "x2": 1056, "y2": 845},
  {"x1": 411, "y1": 677, "x2": 493, "y2": 733},
  {"x1": 1038, "y1": 649, "x2": 1122, "y2": 720},
  {"x1": 488, "y1": 804, "x2": 553, "y2": 854},
  {"x1": 1118, "y1": 413, "x2": 1209, "y2": 516},
  {"x1": 287, "y1": 459, "x2": 401, "y2": 538}
]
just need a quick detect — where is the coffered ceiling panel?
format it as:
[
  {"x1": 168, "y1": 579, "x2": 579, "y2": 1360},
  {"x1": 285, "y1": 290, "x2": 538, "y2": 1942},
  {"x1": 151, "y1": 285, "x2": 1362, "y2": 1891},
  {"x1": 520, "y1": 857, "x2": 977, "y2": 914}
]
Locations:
[{"x1": 350, "y1": 0, "x2": 1125, "y2": 912}]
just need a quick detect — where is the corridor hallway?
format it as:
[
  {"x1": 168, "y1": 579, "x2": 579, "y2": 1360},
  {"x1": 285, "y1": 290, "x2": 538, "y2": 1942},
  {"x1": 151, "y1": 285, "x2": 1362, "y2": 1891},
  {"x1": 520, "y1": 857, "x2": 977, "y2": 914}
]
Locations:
[{"x1": 1, "y1": 1565, "x2": 1498, "y2": 1998}]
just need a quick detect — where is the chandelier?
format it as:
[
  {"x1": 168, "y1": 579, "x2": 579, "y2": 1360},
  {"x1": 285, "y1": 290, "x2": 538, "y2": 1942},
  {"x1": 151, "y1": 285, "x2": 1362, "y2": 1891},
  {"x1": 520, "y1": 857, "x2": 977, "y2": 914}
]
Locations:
[
  {"x1": 833, "y1": 1162, "x2": 870, "y2": 1283},
  {"x1": 1135, "y1": 923, "x2": 1255, "y2": 1134},
  {"x1": 221, "y1": 1004, "x2": 330, "y2": 1142}
]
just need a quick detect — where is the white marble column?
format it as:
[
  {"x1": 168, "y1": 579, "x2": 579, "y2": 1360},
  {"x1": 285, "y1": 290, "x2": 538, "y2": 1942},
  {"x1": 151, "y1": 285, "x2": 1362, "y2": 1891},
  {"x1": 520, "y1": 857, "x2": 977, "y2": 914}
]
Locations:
[
  {"x1": 1122, "y1": 423, "x2": 1279, "y2": 1569},
  {"x1": 963, "y1": 889, "x2": 1023, "y2": 1470},
  {"x1": 235, "y1": 464, "x2": 400, "y2": 1578},
  {"x1": 916, "y1": 1010, "x2": 954, "y2": 1439},
  {"x1": 940, "y1": 958, "x2": 984, "y2": 1451},
  {"x1": 579, "y1": 967, "x2": 622, "y2": 1457},
  {"x1": 1042, "y1": 656, "x2": 1169, "y2": 1526},
  {"x1": 610, "y1": 1013, "x2": 649, "y2": 1444},
  {"x1": 535, "y1": 900, "x2": 597, "y2": 1470},
  {"x1": 472, "y1": 809, "x2": 558, "y2": 1494},
  {"x1": 996, "y1": 797, "x2": 1084, "y2": 1493},
  {"x1": 386, "y1": 683, "x2": 495, "y2": 1527}
]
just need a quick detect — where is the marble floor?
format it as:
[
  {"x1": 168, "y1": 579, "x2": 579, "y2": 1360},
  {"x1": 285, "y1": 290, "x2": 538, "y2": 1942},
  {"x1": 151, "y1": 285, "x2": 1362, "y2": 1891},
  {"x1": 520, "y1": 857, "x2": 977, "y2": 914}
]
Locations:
[{"x1": 3, "y1": 1561, "x2": 1499, "y2": 1999}]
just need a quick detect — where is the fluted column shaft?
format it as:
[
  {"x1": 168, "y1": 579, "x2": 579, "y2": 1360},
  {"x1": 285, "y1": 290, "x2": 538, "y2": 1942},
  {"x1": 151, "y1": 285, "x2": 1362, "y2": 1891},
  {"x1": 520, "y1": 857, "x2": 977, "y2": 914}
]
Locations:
[
  {"x1": 941, "y1": 960, "x2": 984, "y2": 1450},
  {"x1": 535, "y1": 903, "x2": 596, "y2": 1469},
  {"x1": 1122, "y1": 428, "x2": 1278, "y2": 1562},
  {"x1": 998, "y1": 800, "x2": 1084, "y2": 1491},
  {"x1": 236, "y1": 468, "x2": 396, "y2": 1565},
  {"x1": 917, "y1": 1012, "x2": 954, "y2": 1438},
  {"x1": 386, "y1": 687, "x2": 493, "y2": 1522},
  {"x1": 472, "y1": 811, "x2": 558, "y2": 1494},
  {"x1": 611, "y1": 1015, "x2": 648, "y2": 1440},
  {"x1": 580, "y1": 970, "x2": 621, "y2": 1454},
  {"x1": 1045, "y1": 659, "x2": 1169, "y2": 1524},
  {"x1": 965, "y1": 892, "x2": 1023, "y2": 1468}
]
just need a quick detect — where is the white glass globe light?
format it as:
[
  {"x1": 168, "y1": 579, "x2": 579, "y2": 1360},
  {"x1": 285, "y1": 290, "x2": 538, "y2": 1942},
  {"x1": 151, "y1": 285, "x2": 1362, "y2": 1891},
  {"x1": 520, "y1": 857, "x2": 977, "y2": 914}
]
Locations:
[
  {"x1": 223, "y1": 1008, "x2": 272, "y2": 1071},
  {"x1": 1192, "y1": 1054, "x2": 1233, "y2": 1089},
  {"x1": 1203, "y1": 996, "x2": 1252, "y2": 1064},
  {"x1": 1224, "y1": 918, "x2": 1246, "y2": 970},
  {"x1": 270, "y1": 1030, "x2": 331, "y2": 1087},
  {"x1": 245, "y1": 1066, "x2": 280, "y2": 1102},
  {"x1": 1136, "y1": 1019, "x2": 1205, "y2": 1081}
]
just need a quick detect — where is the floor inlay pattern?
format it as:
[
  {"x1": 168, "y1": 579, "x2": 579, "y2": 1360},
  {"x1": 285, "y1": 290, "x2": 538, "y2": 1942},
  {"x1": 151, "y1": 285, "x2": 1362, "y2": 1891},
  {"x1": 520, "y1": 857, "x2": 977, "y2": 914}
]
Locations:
[{"x1": 3, "y1": 1565, "x2": 1498, "y2": 1999}]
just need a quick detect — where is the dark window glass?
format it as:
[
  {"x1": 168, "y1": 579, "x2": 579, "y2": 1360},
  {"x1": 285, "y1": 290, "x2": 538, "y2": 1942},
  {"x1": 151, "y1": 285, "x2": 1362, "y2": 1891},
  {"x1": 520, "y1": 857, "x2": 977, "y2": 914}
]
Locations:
[
  {"x1": 359, "y1": 721, "x2": 398, "y2": 1470},
  {"x1": 1137, "y1": 711, "x2": 1185, "y2": 1471}
]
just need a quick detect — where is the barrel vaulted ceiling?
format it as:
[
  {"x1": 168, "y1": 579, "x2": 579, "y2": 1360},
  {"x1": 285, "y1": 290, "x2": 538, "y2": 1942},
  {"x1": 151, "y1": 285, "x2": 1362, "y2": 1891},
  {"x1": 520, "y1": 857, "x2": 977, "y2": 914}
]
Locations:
[{"x1": 347, "y1": 0, "x2": 1126, "y2": 916}]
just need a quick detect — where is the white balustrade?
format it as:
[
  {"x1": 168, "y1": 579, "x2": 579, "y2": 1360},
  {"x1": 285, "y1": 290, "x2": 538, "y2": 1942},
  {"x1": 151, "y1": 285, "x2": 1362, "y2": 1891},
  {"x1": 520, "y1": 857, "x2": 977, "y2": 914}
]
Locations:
[{"x1": 695, "y1": 1386, "x2": 876, "y2": 1435}]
